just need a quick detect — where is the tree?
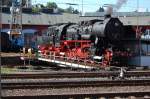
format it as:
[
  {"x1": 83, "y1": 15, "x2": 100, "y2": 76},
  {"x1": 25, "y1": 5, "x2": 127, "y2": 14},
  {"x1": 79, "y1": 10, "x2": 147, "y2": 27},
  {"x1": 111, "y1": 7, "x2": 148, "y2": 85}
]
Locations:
[
  {"x1": 97, "y1": 7, "x2": 104, "y2": 12},
  {"x1": 40, "y1": 4, "x2": 45, "y2": 8},
  {"x1": 46, "y1": 2, "x2": 57, "y2": 9},
  {"x1": 58, "y1": 8, "x2": 65, "y2": 13},
  {"x1": 73, "y1": 9, "x2": 79, "y2": 14},
  {"x1": 2, "y1": 0, "x2": 26, "y2": 7},
  {"x1": 65, "y1": 6, "x2": 74, "y2": 13},
  {"x1": 30, "y1": 2, "x2": 79, "y2": 14},
  {"x1": 65, "y1": 6, "x2": 79, "y2": 14},
  {"x1": 32, "y1": 5, "x2": 40, "y2": 13}
]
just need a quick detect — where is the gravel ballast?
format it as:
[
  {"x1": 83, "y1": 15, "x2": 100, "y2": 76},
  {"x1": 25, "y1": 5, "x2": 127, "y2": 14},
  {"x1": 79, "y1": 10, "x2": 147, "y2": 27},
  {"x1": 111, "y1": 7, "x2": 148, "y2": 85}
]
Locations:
[{"x1": 2, "y1": 86, "x2": 150, "y2": 96}]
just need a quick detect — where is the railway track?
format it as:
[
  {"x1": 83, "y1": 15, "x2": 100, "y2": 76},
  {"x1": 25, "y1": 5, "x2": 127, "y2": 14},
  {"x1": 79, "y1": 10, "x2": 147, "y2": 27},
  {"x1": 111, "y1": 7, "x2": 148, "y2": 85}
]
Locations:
[
  {"x1": 2, "y1": 71, "x2": 150, "y2": 79},
  {"x1": 2, "y1": 71, "x2": 150, "y2": 99},
  {"x1": 2, "y1": 91, "x2": 150, "y2": 99},
  {"x1": 2, "y1": 79, "x2": 150, "y2": 89}
]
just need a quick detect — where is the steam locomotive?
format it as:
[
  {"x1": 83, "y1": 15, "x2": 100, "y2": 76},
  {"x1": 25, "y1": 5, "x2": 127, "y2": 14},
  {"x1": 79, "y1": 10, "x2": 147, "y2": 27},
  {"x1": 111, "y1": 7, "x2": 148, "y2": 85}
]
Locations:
[{"x1": 38, "y1": 14, "x2": 137, "y2": 67}]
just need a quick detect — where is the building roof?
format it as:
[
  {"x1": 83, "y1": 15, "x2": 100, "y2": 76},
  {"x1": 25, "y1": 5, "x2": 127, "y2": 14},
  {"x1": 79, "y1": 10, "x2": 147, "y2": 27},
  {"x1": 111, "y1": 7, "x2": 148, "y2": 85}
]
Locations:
[
  {"x1": 2, "y1": 13, "x2": 80, "y2": 25},
  {"x1": 2, "y1": 12, "x2": 150, "y2": 26},
  {"x1": 85, "y1": 12, "x2": 150, "y2": 17}
]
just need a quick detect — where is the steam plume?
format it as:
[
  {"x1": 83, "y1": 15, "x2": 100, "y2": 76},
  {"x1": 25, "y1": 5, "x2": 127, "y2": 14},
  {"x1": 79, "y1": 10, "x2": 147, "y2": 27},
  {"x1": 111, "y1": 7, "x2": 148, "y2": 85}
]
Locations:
[{"x1": 115, "y1": 0, "x2": 128, "y2": 11}]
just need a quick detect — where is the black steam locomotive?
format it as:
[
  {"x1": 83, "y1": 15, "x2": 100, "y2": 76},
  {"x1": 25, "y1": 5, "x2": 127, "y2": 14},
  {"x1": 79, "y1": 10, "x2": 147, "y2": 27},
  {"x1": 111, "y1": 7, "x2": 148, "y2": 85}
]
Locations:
[{"x1": 40, "y1": 14, "x2": 137, "y2": 66}]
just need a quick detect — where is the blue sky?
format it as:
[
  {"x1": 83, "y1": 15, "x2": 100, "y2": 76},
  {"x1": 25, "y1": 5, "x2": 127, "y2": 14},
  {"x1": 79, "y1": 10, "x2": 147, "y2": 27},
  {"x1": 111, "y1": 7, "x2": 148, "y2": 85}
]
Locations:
[{"x1": 32, "y1": 0, "x2": 150, "y2": 13}]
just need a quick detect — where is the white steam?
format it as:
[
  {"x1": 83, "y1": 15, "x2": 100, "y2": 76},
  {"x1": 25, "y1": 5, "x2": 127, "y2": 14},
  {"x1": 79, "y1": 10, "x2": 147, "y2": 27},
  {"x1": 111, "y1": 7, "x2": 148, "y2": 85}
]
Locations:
[
  {"x1": 115, "y1": 0, "x2": 128, "y2": 11},
  {"x1": 105, "y1": 6, "x2": 113, "y2": 15}
]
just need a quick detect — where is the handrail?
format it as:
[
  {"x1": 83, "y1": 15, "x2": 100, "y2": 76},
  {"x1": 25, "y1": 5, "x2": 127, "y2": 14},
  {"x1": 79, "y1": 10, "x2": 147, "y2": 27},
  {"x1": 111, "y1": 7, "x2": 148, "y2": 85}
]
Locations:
[{"x1": 37, "y1": 51, "x2": 103, "y2": 68}]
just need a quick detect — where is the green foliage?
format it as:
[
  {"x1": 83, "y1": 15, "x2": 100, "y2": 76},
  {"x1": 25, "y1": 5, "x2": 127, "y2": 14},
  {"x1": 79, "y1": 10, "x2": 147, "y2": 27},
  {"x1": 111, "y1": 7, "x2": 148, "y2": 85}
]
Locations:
[
  {"x1": 46, "y1": 2, "x2": 57, "y2": 9},
  {"x1": 40, "y1": 4, "x2": 45, "y2": 8},
  {"x1": 73, "y1": 9, "x2": 79, "y2": 14},
  {"x1": 64, "y1": 6, "x2": 79, "y2": 14},
  {"x1": 31, "y1": 2, "x2": 79, "y2": 14},
  {"x1": 58, "y1": 8, "x2": 65, "y2": 13},
  {"x1": 65, "y1": 6, "x2": 74, "y2": 13},
  {"x1": 32, "y1": 6, "x2": 40, "y2": 13},
  {"x1": 97, "y1": 7, "x2": 104, "y2": 12}
]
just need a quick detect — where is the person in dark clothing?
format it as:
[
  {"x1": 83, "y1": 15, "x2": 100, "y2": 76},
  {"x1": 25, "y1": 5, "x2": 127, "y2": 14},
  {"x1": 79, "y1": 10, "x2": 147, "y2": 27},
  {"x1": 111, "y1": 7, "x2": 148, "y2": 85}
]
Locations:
[{"x1": 77, "y1": 29, "x2": 81, "y2": 40}]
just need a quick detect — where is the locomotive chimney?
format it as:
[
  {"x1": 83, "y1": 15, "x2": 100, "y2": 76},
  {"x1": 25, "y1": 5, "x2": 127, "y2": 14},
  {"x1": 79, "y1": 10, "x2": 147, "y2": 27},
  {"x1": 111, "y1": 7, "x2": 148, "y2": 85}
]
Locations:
[{"x1": 104, "y1": 6, "x2": 113, "y2": 19}]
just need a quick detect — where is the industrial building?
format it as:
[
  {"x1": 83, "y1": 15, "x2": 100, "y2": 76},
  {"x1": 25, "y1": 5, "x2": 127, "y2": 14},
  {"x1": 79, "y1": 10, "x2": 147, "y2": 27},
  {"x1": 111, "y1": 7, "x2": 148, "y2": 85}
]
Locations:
[
  {"x1": 2, "y1": 7, "x2": 150, "y2": 32},
  {"x1": 1, "y1": 6, "x2": 150, "y2": 66}
]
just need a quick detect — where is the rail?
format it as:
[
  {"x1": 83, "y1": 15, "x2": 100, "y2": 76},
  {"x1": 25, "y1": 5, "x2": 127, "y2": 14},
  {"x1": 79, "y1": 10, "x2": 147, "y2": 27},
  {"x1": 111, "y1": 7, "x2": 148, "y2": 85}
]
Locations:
[
  {"x1": 2, "y1": 71, "x2": 150, "y2": 79},
  {"x1": 2, "y1": 92, "x2": 150, "y2": 99},
  {"x1": 2, "y1": 79, "x2": 150, "y2": 89}
]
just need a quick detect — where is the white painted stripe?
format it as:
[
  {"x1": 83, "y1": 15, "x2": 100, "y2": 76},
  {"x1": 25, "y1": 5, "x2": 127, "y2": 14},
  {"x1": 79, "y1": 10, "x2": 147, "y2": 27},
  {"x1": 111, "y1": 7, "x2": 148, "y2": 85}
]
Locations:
[{"x1": 38, "y1": 58, "x2": 96, "y2": 69}]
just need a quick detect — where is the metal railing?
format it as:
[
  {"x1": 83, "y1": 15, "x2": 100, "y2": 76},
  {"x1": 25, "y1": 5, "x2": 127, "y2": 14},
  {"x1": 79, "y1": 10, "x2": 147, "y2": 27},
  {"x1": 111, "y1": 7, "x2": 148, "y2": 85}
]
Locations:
[{"x1": 37, "y1": 51, "x2": 103, "y2": 69}]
